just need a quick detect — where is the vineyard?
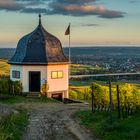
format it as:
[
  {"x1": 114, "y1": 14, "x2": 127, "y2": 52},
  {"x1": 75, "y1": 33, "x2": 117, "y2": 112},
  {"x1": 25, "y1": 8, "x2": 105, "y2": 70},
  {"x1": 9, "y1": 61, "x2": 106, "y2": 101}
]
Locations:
[
  {"x1": 70, "y1": 82, "x2": 140, "y2": 118},
  {"x1": 73, "y1": 82, "x2": 140, "y2": 140}
]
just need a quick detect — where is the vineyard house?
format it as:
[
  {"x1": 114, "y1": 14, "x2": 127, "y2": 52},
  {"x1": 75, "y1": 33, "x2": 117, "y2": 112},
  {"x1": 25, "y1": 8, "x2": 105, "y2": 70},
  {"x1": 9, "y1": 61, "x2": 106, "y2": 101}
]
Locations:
[{"x1": 8, "y1": 14, "x2": 69, "y2": 99}]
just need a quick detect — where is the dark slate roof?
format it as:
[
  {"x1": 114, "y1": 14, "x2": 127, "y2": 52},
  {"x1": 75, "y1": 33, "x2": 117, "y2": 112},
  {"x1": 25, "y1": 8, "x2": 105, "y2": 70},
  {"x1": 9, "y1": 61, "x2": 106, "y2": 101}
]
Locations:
[{"x1": 9, "y1": 15, "x2": 69, "y2": 65}]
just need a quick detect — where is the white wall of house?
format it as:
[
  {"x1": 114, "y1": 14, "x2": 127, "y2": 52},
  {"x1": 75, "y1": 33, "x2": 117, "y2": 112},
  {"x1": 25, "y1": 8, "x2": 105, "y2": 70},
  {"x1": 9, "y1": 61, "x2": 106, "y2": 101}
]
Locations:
[
  {"x1": 10, "y1": 64, "x2": 69, "y2": 98},
  {"x1": 47, "y1": 64, "x2": 69, "y2": 98},
  {"x1": 22, "y1": 65, "x2": 47, "y2": 92},
  {"x1": 10, "y1": 65, "x2": 23, "y2": 82}
]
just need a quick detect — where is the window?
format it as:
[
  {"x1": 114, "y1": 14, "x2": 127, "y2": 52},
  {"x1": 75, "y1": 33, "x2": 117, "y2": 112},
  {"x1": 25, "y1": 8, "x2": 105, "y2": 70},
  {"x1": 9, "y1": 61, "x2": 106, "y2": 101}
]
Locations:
[
  {"x1": 12, "y1": 71, "x2": 20, "y2": 79},
  {"x1": 51, "y1": 71, "x2": 63, "y2": 79},
  {"x1": 58, "y1": 71, "x2": 63, "y2": 78},
  {"x1": 51, "y1": 71, "x2": 57, "y2": 79}
]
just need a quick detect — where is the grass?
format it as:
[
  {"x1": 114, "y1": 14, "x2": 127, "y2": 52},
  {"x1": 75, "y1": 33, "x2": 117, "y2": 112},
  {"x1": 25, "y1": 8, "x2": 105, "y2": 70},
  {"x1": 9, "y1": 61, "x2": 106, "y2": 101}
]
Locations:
[
  {"x1": 70, "y1": 85, "x2": 89, "y2": 89},
  {"x1": 70, "y1": 79, "x2": 110, "y2": 86},
  {"x1": 0, "y1": 109, "x2": 28, "y2": 140},
  {"x1": 70, "y1": 79, "x2": 92, "y2": 86},
  {"x1": 70, "y1": 64, "x2": 106, "y2": 75},
  {"x1": 75, "y1": 110, "x2": 140, "y2": 140},
  {"x1": 0, "y1": 95, "x2": 60, "y2": 104}
]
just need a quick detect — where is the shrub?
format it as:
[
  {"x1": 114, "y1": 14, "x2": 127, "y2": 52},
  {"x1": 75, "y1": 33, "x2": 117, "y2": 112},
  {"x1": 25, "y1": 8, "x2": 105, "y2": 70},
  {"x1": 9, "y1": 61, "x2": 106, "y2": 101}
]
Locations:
[
  {"x1": 11, "y1": 81, "x2": 22, "y2": 95},
  {"x1": 0, "y1": 79, "x2": 10, "y2": 94},
  {"x1": 0, "y1": 79, "x2": 22, "y2": 95}
]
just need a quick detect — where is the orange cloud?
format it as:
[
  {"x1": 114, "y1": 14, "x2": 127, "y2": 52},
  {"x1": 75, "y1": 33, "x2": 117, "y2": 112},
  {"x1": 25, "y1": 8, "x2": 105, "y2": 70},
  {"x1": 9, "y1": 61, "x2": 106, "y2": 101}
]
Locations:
[
  {"x1": 0, "y1": 0, "x2": 125, "y2": 19},
  {"x1": 64, "y1": 5, "x2": 109, "y2": 15},
  {"x1": 0, "y1": 0, "x2": 22, "y2": 10},
  {"x1": 63, "y1": 4, "x2": 124, "y2": 18}
]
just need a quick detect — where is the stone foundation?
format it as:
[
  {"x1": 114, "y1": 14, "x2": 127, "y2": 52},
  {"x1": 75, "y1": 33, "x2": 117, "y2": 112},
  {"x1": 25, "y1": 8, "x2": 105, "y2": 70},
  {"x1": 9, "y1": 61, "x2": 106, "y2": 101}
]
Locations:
[{"x1": 47, "y1": 90, "x2": 68, "y2": 99}]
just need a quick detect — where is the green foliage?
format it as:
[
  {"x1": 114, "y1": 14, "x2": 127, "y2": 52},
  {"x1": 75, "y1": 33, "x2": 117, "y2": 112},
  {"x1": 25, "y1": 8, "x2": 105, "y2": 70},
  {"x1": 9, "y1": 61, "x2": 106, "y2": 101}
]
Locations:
[
  {"x1": 0, "y1": 96, "x2": 26, "y2": 104},
  {"x1": 70, "y1": 64, "x2": 106, "y2": 75},
  {"x1": 70, "y1": 82, "x2": 140, "y2": 112},
  {"x1": 0, "y1": 79, "x2": 22, "y2": 95},
  {"x1": 11, "y1": 81, "x2": 22, "y2": 95},
  {"x1": 0, "y1": 79, "x2": 10, "y2": 94},
  {"x1": 69, "y1": 86, "x2": 91, "y2": 101},
  {"x1": 69, "y1": 90, "x2": 78, "y2": 99},
  {"x1": 0, "y1": 109, "x2": 28, "y2": 140},
  {"x1": 0, "y1": 95, "x2": 60, "y2": 104},
  {"x1": 75, "y1": 110, "x2": 140, "y2": 140},
  {"x1": 119, "y1": 83, "x2": 140, "y2": 110},
  {"x1": 90, "y1": 82, "x2": 104, "y2": 105}
]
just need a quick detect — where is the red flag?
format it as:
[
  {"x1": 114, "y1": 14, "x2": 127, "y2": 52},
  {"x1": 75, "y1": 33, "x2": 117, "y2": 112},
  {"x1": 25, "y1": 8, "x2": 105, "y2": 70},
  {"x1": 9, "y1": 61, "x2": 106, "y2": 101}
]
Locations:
[{"x1": 65, "y1": 24, "x2": 70, "y2": 35}]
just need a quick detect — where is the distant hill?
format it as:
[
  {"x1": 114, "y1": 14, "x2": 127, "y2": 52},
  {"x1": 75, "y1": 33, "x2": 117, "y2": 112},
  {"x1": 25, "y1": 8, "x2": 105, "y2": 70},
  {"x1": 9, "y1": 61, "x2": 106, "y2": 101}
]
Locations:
[
  {"x1": 1, "y1": 46, "x2": 140, "y2": 60},
  {"x1": 0, "y1": 59, "x2": 10, "y2": 75},
  {"x1": 64, "y1": 46, "x2": 140, "y2": 56},
  {"x1": 0, "y1": 48, "x2": 15, "y2": 60}
]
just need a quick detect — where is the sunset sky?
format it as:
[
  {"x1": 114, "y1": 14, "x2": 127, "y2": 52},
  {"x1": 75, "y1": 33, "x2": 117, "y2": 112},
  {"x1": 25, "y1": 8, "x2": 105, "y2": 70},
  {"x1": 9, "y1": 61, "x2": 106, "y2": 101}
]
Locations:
[{"x1": 0, "y1": 0, "x2": 140, "y2": 48}]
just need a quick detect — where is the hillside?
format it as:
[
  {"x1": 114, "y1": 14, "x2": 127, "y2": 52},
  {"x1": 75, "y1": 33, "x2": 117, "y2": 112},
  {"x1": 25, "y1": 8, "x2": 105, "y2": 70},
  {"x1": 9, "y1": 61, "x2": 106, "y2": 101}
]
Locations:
[
  {"x1": 1, "y1": 46, "x2": 140, "y2": 59},
  {"x1": 0, "y1": 59, "x2": 10, "y2": 76}
]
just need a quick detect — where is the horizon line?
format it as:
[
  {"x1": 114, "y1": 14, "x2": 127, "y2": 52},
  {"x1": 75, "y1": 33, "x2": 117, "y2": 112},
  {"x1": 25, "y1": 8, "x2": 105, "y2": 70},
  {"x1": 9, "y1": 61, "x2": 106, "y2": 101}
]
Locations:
[{"x1": 1, "y1": 44, "x2": 140, "y2": 49}]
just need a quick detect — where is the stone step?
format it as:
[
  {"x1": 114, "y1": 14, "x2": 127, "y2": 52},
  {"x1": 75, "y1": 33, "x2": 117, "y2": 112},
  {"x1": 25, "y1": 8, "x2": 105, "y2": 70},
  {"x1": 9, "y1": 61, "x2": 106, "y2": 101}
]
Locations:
[
  {"x1": 27, "y1": 93, "x2": 39, "y2": 96},
  {"x1": 26, "y1": 96, "x2": 40, "y2": 99},
  {"x1": 26, "y1": 92, "x2": 40, "y2": 98}
]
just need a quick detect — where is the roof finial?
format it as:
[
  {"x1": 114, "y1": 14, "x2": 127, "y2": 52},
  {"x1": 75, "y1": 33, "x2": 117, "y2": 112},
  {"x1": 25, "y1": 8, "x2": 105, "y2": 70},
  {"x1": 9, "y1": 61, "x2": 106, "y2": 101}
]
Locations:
[{"x1": 39, "y1": 13, "x2": 41, "y2": 25}]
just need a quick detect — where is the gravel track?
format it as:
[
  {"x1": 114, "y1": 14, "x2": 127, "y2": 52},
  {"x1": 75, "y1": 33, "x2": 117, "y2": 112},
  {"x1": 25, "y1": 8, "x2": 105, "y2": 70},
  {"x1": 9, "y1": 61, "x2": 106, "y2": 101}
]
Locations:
[{"x1": 21, "y1": 103, "x2": 96, "y2": 140}]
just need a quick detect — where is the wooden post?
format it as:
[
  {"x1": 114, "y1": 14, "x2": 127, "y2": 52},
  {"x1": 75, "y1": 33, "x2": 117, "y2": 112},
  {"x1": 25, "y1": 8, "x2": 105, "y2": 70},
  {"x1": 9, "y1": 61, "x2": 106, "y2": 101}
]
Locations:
[
  {"x1": 12, "y1": 85, "x2": 15, "y2": 95},
  {"x1": 91, "y1": 83, "x2": 94, "y2": 113},
  {"x1": 109, "y1": 79, "x2": 113, "y2": 124},
  {"x1": 45, "y1": 80, "x2": 47, "y2": 96},
  {"x1": 117, "y1": 85, "x2": 121, "y2": 119},
  {"x1": 8, "y1": 79, "x2": 11, "y2": 94}
]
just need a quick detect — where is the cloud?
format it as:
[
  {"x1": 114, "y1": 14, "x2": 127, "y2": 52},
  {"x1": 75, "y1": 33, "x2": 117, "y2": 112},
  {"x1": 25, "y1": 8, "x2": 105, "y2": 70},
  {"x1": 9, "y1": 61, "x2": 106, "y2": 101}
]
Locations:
[
  {"x1": 50, "y1": 0, "x2": 95, "y2": 5},
  {"x1": 0, "y1": 0, "x2": 126, "y2": 19},
  {"x1": 98, "y1": 9, "x2": 125, "y2": 18},
  {"x1": 129, "y1": 0, "x2": 138, "y2": 3},
  {"x1": 48, "y1": 4, "x2": 125, "y2": 18},
  {"x1": 0, "y1": 0, "x2": 23, "y2": 11},
  {"x1": 81, "y1": 23, "x2": 99, "y2": 27},
  {"x1": 21, "y1": 8, "x2": 47, "y2": 14},
  {"x1": 16, "y1": 0, "x2": 47, "y2": 5}
]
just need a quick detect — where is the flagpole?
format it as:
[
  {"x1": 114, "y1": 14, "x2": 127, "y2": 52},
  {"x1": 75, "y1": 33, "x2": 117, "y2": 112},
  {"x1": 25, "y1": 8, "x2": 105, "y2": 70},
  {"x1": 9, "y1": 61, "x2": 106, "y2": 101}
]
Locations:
[
  {"x1": 69, "y1": 23, "x2": 71, "y2": 64},
  {"x1": 65, "y1": 23, "x2": 71, "y2": 98},
  {"x1": 68, "y1": 23, "x2": 71, "y2": 99}
]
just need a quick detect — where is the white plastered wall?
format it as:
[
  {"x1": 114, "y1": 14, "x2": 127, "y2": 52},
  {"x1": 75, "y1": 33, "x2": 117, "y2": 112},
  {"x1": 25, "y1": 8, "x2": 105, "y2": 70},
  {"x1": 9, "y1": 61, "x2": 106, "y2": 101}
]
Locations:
[
  {"x1": 22, "y1": 65, "x2": 47, "y2": 92},
  {"x1": 47, "y1": 64, "x2": 69, "y2": 98},
  {"x1": 10, "y1": 64, "x2": 69, "y2": 98},
  {"x1": 10, "y1": 64, "x2": 23, "y2": 82}
]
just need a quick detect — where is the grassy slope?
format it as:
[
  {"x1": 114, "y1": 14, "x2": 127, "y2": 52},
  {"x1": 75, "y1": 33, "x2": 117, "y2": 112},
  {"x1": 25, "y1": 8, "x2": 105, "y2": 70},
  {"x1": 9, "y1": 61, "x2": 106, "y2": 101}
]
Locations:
[
  {"x1": 0, "y1": 59, "x2": 10, "y2": 76},
  {"x1": 70, "y1": 80, "x2": 140, "y2": 93},
  {"x1": 0, "y1": 96, "x2": 60, "y2": 140},
  {"x1": 0, "y1": 109, "x2": 28, "y2": 140},
  {"x1": 70, "y1": 64, "x2": 104, "y2": 74},
  {"x1": 0, "y1": 95, "x2": 60, "y2": 104},
  {"x1": 76, "y1": 110, "x2": 140, "y2": 140}
]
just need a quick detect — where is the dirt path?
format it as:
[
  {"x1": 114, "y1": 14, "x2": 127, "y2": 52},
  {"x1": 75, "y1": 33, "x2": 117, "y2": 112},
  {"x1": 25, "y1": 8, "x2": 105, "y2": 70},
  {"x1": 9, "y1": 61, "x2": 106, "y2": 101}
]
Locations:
[{"x1": 21, "y1": 103, "x2": 96, "y2": 140}]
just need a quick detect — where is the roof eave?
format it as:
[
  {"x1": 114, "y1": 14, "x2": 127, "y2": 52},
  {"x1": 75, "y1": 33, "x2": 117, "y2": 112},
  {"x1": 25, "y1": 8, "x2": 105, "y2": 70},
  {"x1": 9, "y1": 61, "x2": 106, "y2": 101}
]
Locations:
[{"x1": 8, "y1": 61, "x2": 69, "y2": 65}]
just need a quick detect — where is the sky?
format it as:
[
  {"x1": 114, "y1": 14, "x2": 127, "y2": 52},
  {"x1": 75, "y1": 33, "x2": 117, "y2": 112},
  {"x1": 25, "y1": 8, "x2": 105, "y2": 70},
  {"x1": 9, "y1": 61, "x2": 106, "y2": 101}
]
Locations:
[{"x1": 0, "y1": 0, "x2": 140, "y2": 48}]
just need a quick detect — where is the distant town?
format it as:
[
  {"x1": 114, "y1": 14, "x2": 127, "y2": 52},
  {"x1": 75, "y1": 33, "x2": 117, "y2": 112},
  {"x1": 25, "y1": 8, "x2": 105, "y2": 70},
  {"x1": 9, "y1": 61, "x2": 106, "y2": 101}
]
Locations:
[
  {"x1": 67, "y1": 47, "x2": 140, "y2": 74},
  {"x1": 1, "y1": 46, "x2": 140, "y2": 74}
]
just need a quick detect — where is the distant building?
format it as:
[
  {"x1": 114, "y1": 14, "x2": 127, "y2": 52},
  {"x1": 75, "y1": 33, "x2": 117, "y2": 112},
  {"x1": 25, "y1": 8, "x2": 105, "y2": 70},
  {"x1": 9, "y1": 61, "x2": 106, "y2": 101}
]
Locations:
[{"x1": 8, "y1": 14, "x2": 69, "y2": 99}]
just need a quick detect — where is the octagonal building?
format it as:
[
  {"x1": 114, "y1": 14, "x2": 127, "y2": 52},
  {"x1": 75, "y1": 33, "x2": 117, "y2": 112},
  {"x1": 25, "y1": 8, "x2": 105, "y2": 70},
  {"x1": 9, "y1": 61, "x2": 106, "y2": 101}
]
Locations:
[{"x1": 8, "y1": 14, "x2": 69, "y2": 99}]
